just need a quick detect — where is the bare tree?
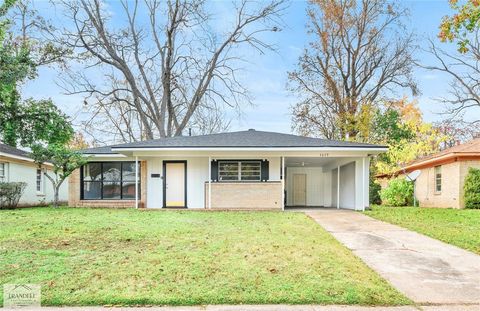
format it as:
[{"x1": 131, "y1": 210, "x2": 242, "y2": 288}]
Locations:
[
  {"x1": 423, "y1": 36, "x2": 480, "y2": 124},
  {"x1": 8, "y1": 0, "x2": 68, "y2": 67},
  {"x1": 55, "y1": 0, "x2": 285, "y2": 143},
  {"x1": 288, "y1": 0, "x2": 417, "y2": 140},
  {"x1": 434, "y1": 116, "x2": 480, "y2": 149}
]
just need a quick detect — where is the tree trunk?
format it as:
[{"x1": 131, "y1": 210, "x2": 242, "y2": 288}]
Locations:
[{"x1": 53, "y1": 185, "x2": 59, "y2": 208}]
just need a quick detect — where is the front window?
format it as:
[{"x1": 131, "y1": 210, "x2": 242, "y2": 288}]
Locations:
[
  {"x1": 81, "y1": 162, "x2": 140, "y2": 200},
  {"x1": 435, "y1": 166, "x2": 442, "y2": 193},
  {"x1": 0, "y1": 163, "x2": 5, "y2": 182},
  {"x1": 218, "y1": 161, "x2": 261, "y2": 181}
]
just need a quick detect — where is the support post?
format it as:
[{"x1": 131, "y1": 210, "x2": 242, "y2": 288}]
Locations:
[
  {"x1": 362, "y1": 157, "x2": 366, "y2": 212},
  {"x1": 135, "y1": 156, "x2": 139, "y2": 209},
  {"x1": 281, "y1": 156, "x2": 285, "y2": 211},
  {"x1": 208, "y1": 156, "x2": 212, "y2": 209},
  {"x1": 337, "y1": 165, "x2": 340, "y2": 209}
]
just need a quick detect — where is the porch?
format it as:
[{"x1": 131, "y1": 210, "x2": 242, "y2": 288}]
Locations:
[{"x1": 202, "y1": 155, "x2": 370, "y2": 211}]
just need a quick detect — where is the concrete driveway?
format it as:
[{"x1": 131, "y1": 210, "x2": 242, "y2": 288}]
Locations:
[{"x1": 306, "y1": 209, "x2": 480, "y2": 305}]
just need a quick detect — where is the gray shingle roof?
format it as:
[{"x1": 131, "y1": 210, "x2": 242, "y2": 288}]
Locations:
[
  {"x1": 0, "y1": 143, "x2": 32, "y2": 159},
  {"x1": 81, "y1": 130, "x2": 386, "y2": 153}
]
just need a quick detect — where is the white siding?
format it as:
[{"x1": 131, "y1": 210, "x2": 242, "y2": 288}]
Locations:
[
  {"x1": 269, "y1": 157, "x2": 281, "y2": 181},
  {"x1": 286, "y1": 167, "x2": 325, "y2": 206},
  {"x1": 331, "y1": 168, "x2": 338, "y2": 208},
  {"x1": 5, "y1": 162, "x2": 68, "y2": 206},
  {"x1": 339, "y1": 162, "x2": 356, "y2": 209},
  {"x1": 326, "y1": 157, "x2": 369, "y2": 210},
  {"x1": 146, "y1": 159, "x2": 163, "y2": 208},
  {"x1": 146, "y1": 156, "x2": 280, "y2": 209},
  {"x1": 323, "y1": 170, "x2": 332, "y2": 207}
]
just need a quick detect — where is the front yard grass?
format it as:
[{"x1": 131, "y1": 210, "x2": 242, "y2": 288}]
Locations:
[
  {"x1": 366, "y1": 206, "x2": 480, "y2": 255},
  {"x1": 0, "y1": 208, "x2": 408, "y2": 306}
]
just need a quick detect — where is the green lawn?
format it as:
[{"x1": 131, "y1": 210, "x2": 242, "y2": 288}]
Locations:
[
  {"x1": 366, "y1": 206, "x2": 480, "y2": 255},
  {"x1": 0, "y1": 208, "x2": 408, "y2": 306}
]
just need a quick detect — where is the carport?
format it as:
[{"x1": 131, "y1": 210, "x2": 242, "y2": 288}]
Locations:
[{"x1": 283, "y1": 156, "x2": 370, "y2": 211}]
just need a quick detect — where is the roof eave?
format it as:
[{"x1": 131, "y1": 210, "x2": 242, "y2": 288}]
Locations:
[
  {"x1": 0, "y1": 151, "x2": 34, "y2": 163},
  {"x1": 111, "y1": 146, "x2": 388, "y2": 152},
  {"x1": 399, "y1": 152, "x2": 480, "y2": 173}
]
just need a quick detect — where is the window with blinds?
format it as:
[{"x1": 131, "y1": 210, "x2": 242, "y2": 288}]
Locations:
[{"x1": 218, "y1": 161, "x2": 261, "y2": 181}]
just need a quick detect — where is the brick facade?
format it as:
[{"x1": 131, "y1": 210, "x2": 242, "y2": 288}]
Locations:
[
  {"x1": 396, "y1": 160, "x2": 480, "y2": 209},
  {"x1": 68, "y1": 161, "x2": 147, "y2": 208},
  {"x1": 415, "y1": 161, "x2": 461, "y2": 208},
  {"x1": 205, "y1": 181, "x2": 282, "y2": 210}
]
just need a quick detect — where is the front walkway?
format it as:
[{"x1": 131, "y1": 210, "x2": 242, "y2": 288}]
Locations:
[{"x1": 306, "y1": 210, "x2": 480, "y2": 305}]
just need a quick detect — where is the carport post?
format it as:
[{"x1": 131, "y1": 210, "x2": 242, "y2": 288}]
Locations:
[
  {"x1": 281, "y1": 156, "x2": 285, "y2": 211},
  {"x1": 208, "y1": 156, "x2": 211, "y2": 209},
  {"x1": 362, "y1": 157, "x2": 366, "y2": 212},
  {"x1": 337, "y1": 165, "x2": 340, "y2": 209},
  {"x1": 135, "y1": 156, "x2": 139, "y2": 209}
]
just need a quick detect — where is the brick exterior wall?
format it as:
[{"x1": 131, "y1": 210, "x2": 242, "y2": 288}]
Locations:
[
  {"x1": 205, "y1": 182, "x2": 282, "y2": 210},
  {"x1": 414, "y1": 161, "x2": 461, "y2": 208},
  {"x1": 68, "y1": 161, "x2": 147, "y2": 208},
  {"x1": 395, "y1": 159, "x2": 480, "y2": 209}
]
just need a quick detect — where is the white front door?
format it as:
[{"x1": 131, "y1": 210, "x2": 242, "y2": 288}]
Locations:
[{"x1": 164, "y1": 162, "x2": 186, "y2": 207}]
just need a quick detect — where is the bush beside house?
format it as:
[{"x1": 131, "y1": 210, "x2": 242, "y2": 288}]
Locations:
[
  {"x1": 380, "y1": 178, "x2": 414, "y2": 207},
  {"x1": 0, "y1": 182, "x2": 27, "y2": 209},
  {"x1": 464, "y1": 168, "x2": 480, "y2": 209},
  {"x1": 370, "y1": 178, "x2": 382, "y2": 205}
]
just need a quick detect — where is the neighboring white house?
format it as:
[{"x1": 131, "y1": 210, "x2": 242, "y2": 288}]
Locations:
[
  {"x1": 0, "y1": 143, "x2": 68, "y2": 206},
  {"x1": 69, "y1": 129, "x2": 387, "y2": 211}
]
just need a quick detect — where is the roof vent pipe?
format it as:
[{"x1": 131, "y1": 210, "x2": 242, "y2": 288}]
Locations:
[{"x1": 188, "y1": 128, "x2": 192, "y2": 136}]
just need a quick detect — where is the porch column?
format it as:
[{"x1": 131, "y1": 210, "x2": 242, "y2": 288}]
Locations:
[
  {"x1": 281, "y1": 156, "x2": 285, "y2": 211},
  {"x1": 337, "y1": 165, "x2": 340, "y2": 209},
  {"x1": 362, "y1": 157, "x2": 365, "y2": 211},
  {"x1": 208, "y1": 156, "x2": 212, "y2": 209},
  {"x1": 135, "y1": 156, "x2": 139, "y2": 209}
]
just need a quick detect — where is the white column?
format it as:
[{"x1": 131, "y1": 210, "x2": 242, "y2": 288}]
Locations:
[
  {"x1": 208, "y1": 156, "x2": 212, "y2": 209},
  {"x1": 337, "y1": 165, "x2": 340, "y2": 209},
  {"x1": 362, "y1": 157, "x2": 365, "y2": 212},
  {"x1": 281, "y1": 156, "x2": 285, "y2": 211},
  {"x1": 135, "y1": 156, "x2": 139, "y2": 209}
]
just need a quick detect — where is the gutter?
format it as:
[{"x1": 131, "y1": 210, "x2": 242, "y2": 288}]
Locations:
[
  {"x1": 111, "y1": 146, "x2": 388, "y2": 152},
  {"x1": 0, "y1": 152, "x2": 54, "y2": 167}
]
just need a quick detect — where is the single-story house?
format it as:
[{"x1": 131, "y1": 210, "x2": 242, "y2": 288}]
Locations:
[
  {"x1": 0, "y1": 143, "x2": 68, "y2": 207},
  {"x1": 69, "y1": 130, "x2": 386, "y2": 210},
  {"x1": 378, "y1": 137, "x2": 480, "y2": 209}
]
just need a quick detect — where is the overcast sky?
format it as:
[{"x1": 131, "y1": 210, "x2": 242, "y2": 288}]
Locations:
[{"x1": 21, "y1": 0, "x2": 479, "y2": 135}]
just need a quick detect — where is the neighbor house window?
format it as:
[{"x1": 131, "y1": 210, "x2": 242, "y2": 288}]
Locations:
[
  {"x1": 0, "y1": 163, "x2": 5, "y2": 182},
  {"x1": 434, "y1": 166, "x2": 442, "y2": 193},
  {"x1": 218, "y1": 161, "x2": 261, "y2": 181},
  {"x1": 36, "y1": 169, "x2": 44, "y2": 193},
  {"x1": 81, "y1": 162, "x2": 140, "y2": 200}
]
